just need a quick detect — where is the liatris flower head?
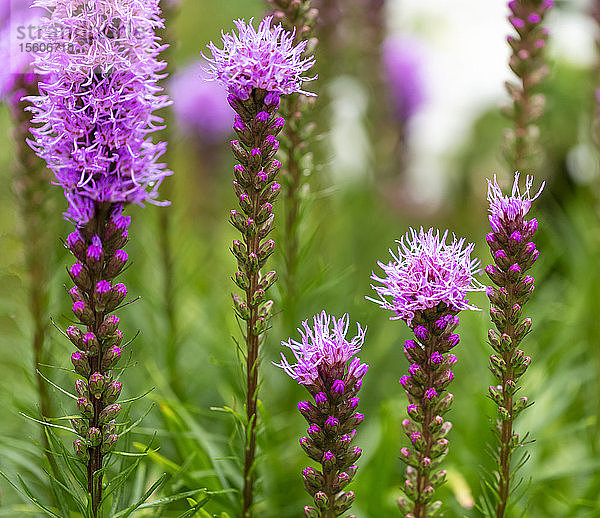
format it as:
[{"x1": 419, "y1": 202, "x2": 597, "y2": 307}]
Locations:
[
  {"x1": 382, "y1": 35, "x2": 426, "y2": 124},
  {"x1": 277, "y1": 311, "x2": 367, "y2": 516},
  {"x1": 277, "y1": 311, "x2": 368, "y2": 391},
  {"x1": 170, "y1": 61, "x2": 232, "y2": 142},
  {"x1": 203, "y1": 16, "x2": 316, "y2": 102},
  {"x1": 370, "y1": 227, "x2": 483, "y2": 326},
  {"x1": 487, "y1": 172, "x2": 545, "y2": 235},
  {"x1": 27, "y1": 0, "x2": 171, "y2": 224}
]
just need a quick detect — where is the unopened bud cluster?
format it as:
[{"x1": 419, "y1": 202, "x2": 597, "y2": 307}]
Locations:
[
  {"x1": 229, "y1": 91, "x2": 285, "y2": 335},
  {"x1": 504, "y1": 0, "x2": 553, "y2": 170},
  {"x1": 67, "y1": 204, "x2": 130, "y2": 460},
  {"x1": 298, "y1": 360, "x2": 366, "y2": 517},
  {"x1": 396, "y1": 309, "x2": 460, "y2": 517}
]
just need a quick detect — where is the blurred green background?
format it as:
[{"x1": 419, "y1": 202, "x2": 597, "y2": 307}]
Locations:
[{"x1": 1, "y1": 0, "x2": 599, "y2": 516}]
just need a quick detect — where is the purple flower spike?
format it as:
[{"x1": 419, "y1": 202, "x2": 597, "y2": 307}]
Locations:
[
  {"x1": 29, "y1": 3, "x2": 169, "y2": 512},
  {"x1": 277, "y1": 311, "x2": 367, "y2": 517},
  {"x1": 207, "y1": 16, "x2": 317, "y2": 516},
  {"x1": 370, "y1": 227, "x2": 483, "y2": 517},
  {"x1": 485, "y1": 172, "x2": 543, "y2": 514},
  {"x1": 203, "y1": 16, "x2": 316, "y2": 101}
]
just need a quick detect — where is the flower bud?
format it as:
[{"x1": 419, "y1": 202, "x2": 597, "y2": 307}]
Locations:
[
  {"x1": 437, "y1": 392, "x2": 454, "y2": 413},
  {"x1": 256, "y1": 202, "x2": 273, "y2": 224},
  {"x1": 105, "y1": 328, "x2": 123, "y2": 348},
  {"x1": 498, "y1": 406, "x2": 511, "y2": 421},
  {"x1": 251, "y1": 288, "x2": 266, "y2": 306},
  {"x1": 231, "y1": 240, "x2": 247, "y2": 265},
  {"x1": 66, "y1": 326, "x2": 85, "y2": 350},
  {"x1": 258, "y1": 300, "x2": 274, "y2": 320},
  {"x1": 258, "y1": 213, "x2": 275, "y2": 239},
  {"x1": 490, "y1": 307, "x2": 506, "y2": 329},
  {"x1": 324, "y1": 416, "x2": 339, "y2": 433},
  {"x1": 515, "y1": 317, "x2": 532, "y2": 340},
  {"x1": 98, "y1": 403, "x2": 121, "y2": 425},
  {"x1": 230, "y1": 140, "x2": 248, "y2": 162},
  {"x1": 69, "y1": 286, "x2": 84, "y2": 303},
  {"x1": 485, "y1": 264, "x2": 503, "y2": 285},
  {"x1": 83, "y1": 332, "x2": 100, "y2": 356},
  {"x1": 297, "y1": 401, "x2": 316, "y2": 422},
  {"x1": 232, "y1": 293, "x2": 250, "y2": 320},
  {"x1": 264, "y1": 181, "x2": 281, "y2": 203},
  {"x1": 69, "y1": 262, "x2": 91, "y2": 290},
  {"x1": 407, "y1": 404, "x2": 422, "y2": 422},
  {"x1": 75, "y1": 379, "x2": 88, "y2": 398},
  {"x1": 102, "y1": 346, "x2": 122, "y2": 370},
  {"x1": 104, "y1": 283, "x2": 126, "y2": 312},
  {"x1": 334, "y1": 491, "x2": 354, "y2": 514},
  {"x1": 98, "y1": 315, "x2": 120, "y2": 338},
  {"x1": 103, "y1": 380, "x2": 122, "y2": 405},
  {"x1": 71, "y1": 351, "x2": 90, "y2": 377},
  {"x1": 86, "y1": 236, "x2": 104, "y2": 273},
  {"x1": 300, "y1": 437, "x2": 321, "y2": 461},
  {"x1": 229, "y1": 209, "x2": 247, "y2": 233},
  {"x1": 104, "y1": 249, "x2": 128, "y2": 278},
  {"x1": 333, "y1": 472, "x2": 352, "y2": 492},
  {"x1": 414, "y1": 325, "x2": 428, "y2": 341},
  {"x1": 348, "y1": 446, "x2": 362, "y2": 463},
  {"x1": 258, "y1": 270, "x2": 277, "y2": 292},
  {"x1": 86, "y1": 427, "x2": 102, "y2": 447},
  {"x1": 234, "y1": 270, "x2": 250, "y2": 290},
  {"x1": 431, "y1": 438, "x2": 449, "y2": 457},
  {"x1": 71, "y1": 417, "x2": 88, "y2": 436},
  {"x1": 244, "y1": 251, "x2": 258, "y2": 272},
  {"x1": 77, "y1": 397, "x2": 94, "y2": 418},
  {"x1": 302, "y1": 467, "x2": 323, "y2": 495},
  {"x1": 233, "y1": 164, "x2": 252, "y2": 187},
  {"x1": 303, "y1": 506, "x2": 319, "y2": 518},
  {"x1": 313, "y1": 491, "x2": 329, "y2": 511},
  {"x1": 73, "y1": 439, "x2": 89, "y2": 459},
  {"x1": 101, "y1": 433, "x2": 119, "y2": 453},
  {"x1": 72, "y1": 301, "x2": 94, "y2": 325},
  {"x1": 314, "y1": 391, "x2": 327, "y2": 409},
  {"x1": 66, "y1": 231, "x2": 86, "y2": 261},
  {"x1": 103, "y1": 420, "x2": 117, "y2": 435},
  {"x1": 331, "y1": 379, "x2": 345, "y2": 396},
  {"x1": 346, "y1": 412, "x2": 364, "y2": 429},
  {"x1": 88, "y1": 372, "x2": 106, "y2": 399},
  {"x1": 489, "y1": 385, "x2": 503, "y2": 405}
]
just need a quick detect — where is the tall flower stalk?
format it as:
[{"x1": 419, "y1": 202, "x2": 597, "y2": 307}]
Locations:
[
  {"x1": 370, "y1": 228, "x2": 483, "y2": 517},
  {"x1": 27, "y1": 1, "x2": 170, "y2": 515},
  {"x1": 485, "y1": 173, "x2": 543, "y2": 518},
  {"x1": 504, "y1": 0, "x2": 553, "y2": 171},
  {"x1": 277, "y1": 312, "x2": 368, "y2": 517},
  {"x1": 266, "y1": 0, "x2": 318, "y2": 329},
  {"x1": 204, "y1": 17, "x2": 315, "y2": 517}
]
